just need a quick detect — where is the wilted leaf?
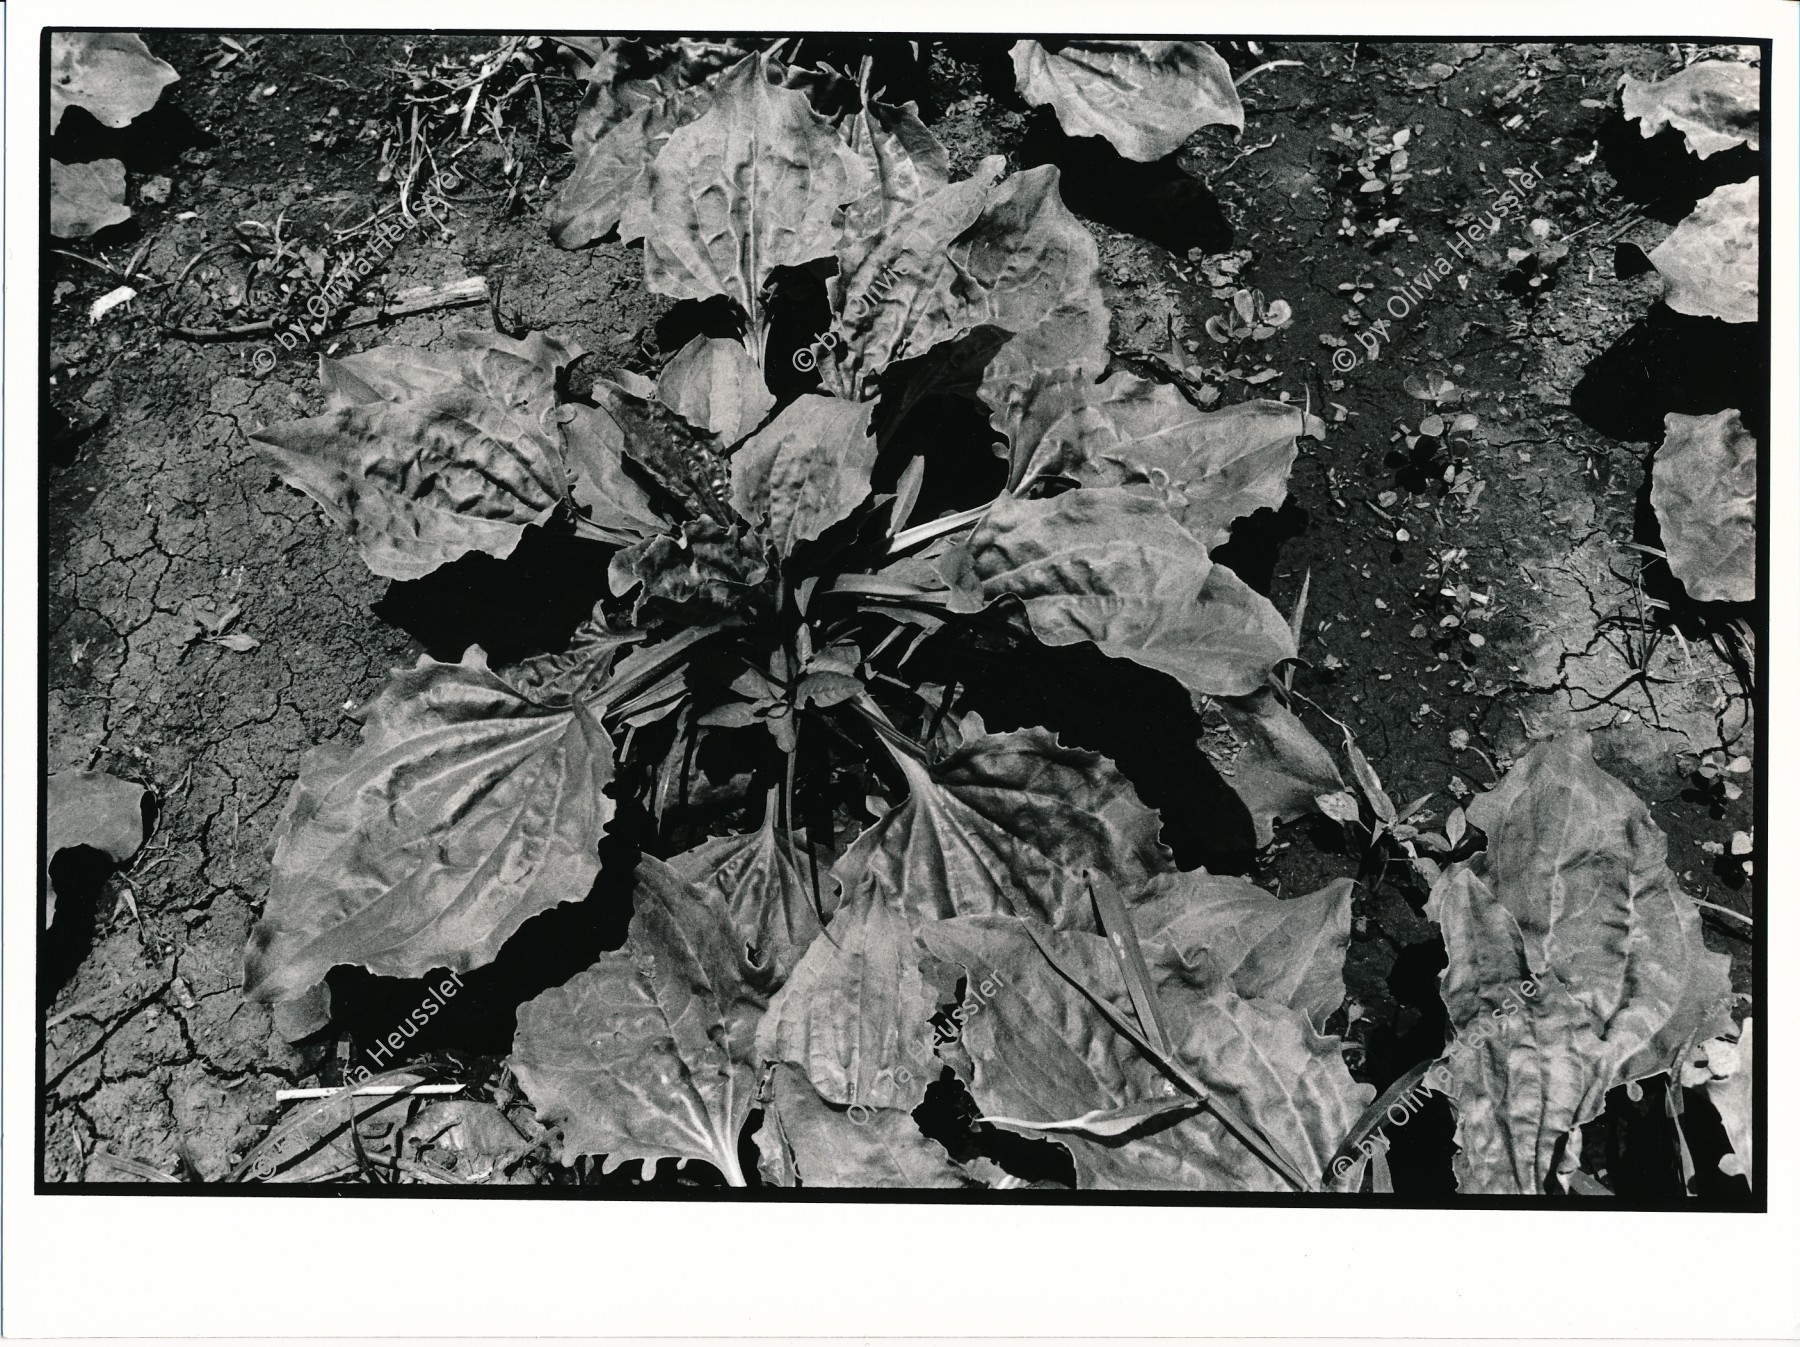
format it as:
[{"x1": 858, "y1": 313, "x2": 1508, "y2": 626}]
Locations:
[
  {"x1": 1425, "y1": 732, "x2": 1734, "y2": 1194},
  {"x1": 921, "y1": 915, "x2": 1371, "y2": 1189},
  {"x1": 50, "y1": 158, "x2": 132, "y2": 238},
  {"x1": 399, "y1": 1100, "x2": 535, "y2": 1180},
  {"x1": 757, "y1": 895, "x2": 937, "y2": 1112},
  {"x1": 45, "y1": 770, "x2": 147, "y2": 926},
  {"x1": 996, "y1": 367, "x2": 1306, "y2": 547},
  {"x1": 50, "y1": 32, "x2": 178, "y2": 133},
  {"x1": 1133, "y1": 873, "x2": 1356, "y2": 1030},
  {"x1": 941, "y1": 488, "x2": 1296, "y2": 698},
  {"x1": 820, "y1": 163, "x2": 1108, "y2": 400},
  {"x1": 243, "y1": 647, "x2": 615, "y2": 1003},
  {"x1": 667, "y1": 810, "x2": 824, "y2": 982},
  {"x1": 758, "y1": 1063, "x2": 964, "y2": 1187},
  {"x1": 1649, "y1": 178, "x2": 1759, "y2": 324},
  {"x1": 656, "y1": 336, "x2": 775, "y2": 445},
  {"x1": 1622, "y1": 61, "x2": 1760, "y2": 159},
  {"x1": 643, "y1": 54, "x2": 865, "y2": 345},
  {"x1": 1011, "y1": 41, "x2": 1243, "y2": 161},
  {"x1": 511, "y1": 857, "x2": 768, "y2": 1183},
  {"x1": 1651, "y1": 409, "x2": 1756, "y2": 603},
  {"x1": 832, "y1": 726, "x2": 1172, "y2": 929},
  {"x1": 729, "y1": 395, "x2": 877, "y2": 555},
  {"x1": 1213, "y1": 688, "x2": 1344, "y2": 848},
  {"x1": 253, "y1": 333, "x2": 583, "y2": 580}
]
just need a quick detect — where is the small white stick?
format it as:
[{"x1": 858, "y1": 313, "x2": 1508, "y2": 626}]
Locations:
[{"x1": 276, "y1": 1083, "x2": 463, "y2": 1102}]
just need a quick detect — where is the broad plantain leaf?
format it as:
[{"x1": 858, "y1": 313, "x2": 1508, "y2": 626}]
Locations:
[
  {"x1": 554, "y1": 404, "x2": 669, "y2": 545},
  {"x1": 243, "y1": 647, "x2": 615, "y2": 1003},
  {"x1": 1621, "y1": 61, "x2": 1760, "y2": 159},
  {"x1": 642, "y1": 53, "x2": 865, "y2": 347},
  {"x1": 50, "y1": 158, "x2": 132, "y2": 238},
  {"x1": 756, "y1": 895, "x2": 936, "y2": 1112},
  {"x1": 50, "y1": 32, "x2": 178, "y2": 132},
  {"x1": 253, "y1": 332, "x2": 584, "y2": 580},
  {"x1": 551, "y1": 90, "x2": 708, "y2": 248},
  {"x1": 1010, "y1": 41, "x2": 1243, "y2": 161},
  {"x1": 758, "y1": 1063, "x2": 963, "y2": 1188},
  {"x1": 1649, "y1": 178, "x2": 1759, "y2": 324},
  {"x1": 1425, "y1": 732, "x2": 1734, "y2": 1194},
  {"x1": 996, "y1": 366, "x2": 1307, "y2": 546},
  {"x1": 1651, "y1": 409, "x2": 1756, "y2": 603},
  {"x1": 729, "y1": 394, "x2": 877, "y2": 555},
  {"x1": 656, "y1": 335, "x2": 775, "y2": 446},
  {"x1": 818, "y1": 163, "x2": 1108, "y2": 400},
  {"x1": 510, "y1": 857, "x2": 767, "y2": 1184},
  {"x1": 667, "y1": 809, "x2": 824, "y2": 983},
  {"x1": 921, "y1": 915, "x2": 1371, "y2": 1190},
  {"x1": 1212, "y1": 688, "x2": 1344, "y2": 848},
  {"x1": 45, "y1": 769, "x2": 147, "y2": 927},
  {"x1": 838, "y1": 96, "x2": 953, "y2": 273},
  {"x1": 941, "y1": 488, "x2": 1296, "y2": 698},
  {"x1": 832, "y1": 726, "x2": 1172, "y2": 929},
  {"x1": 1133, "y1": 873, "x2": 1356, "y2": 1030}
]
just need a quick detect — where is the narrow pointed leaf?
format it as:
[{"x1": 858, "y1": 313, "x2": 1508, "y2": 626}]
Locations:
[
  {"x1": 1651, "y1": 409, "x2": 1756, "y2": 603},
  {"x1": 510, "y1": 858, "x2": 767, "y2": 1183},
  {"x1": 244, "y1": 647, "x2": 616, "y2": 1002},
  {"x1": 1010, "y1": 41, "x2": 1243, "y2": 161}
]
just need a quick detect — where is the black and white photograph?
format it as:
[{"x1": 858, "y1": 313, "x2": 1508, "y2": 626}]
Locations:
[{"x1": 4, "y1": 1, "x2": 1794, "y2": 1338}]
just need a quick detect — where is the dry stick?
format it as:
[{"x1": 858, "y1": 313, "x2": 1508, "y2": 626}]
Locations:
[
  {"x1": 1692, "y1": 898, "x2": 1753, "y2": 927},
  {"x1": 276, "y1": 1083, "x2": 464, "y2": 1102},
  {"x1": 1235, "y1": 58, "x2": 1305, "y2": 86}
]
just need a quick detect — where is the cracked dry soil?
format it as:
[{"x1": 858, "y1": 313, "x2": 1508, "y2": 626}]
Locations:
[{"x1": 41, "y1": 34, "x2": 1758, "y2": 1188}]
